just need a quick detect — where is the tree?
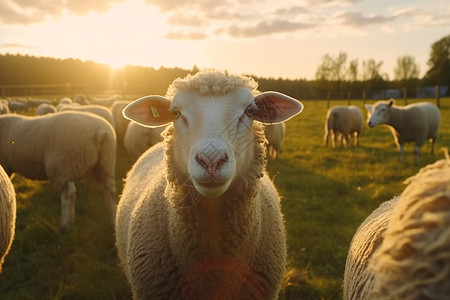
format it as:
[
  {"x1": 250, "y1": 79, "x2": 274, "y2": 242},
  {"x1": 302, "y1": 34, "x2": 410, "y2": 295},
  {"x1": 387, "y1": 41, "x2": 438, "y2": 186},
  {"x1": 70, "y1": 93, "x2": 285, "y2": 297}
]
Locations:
[
  {"x1": 423, "y1": 34, "x2": 450, "y2": 89},
  {"x1": 361, "y1": 59, "x2": 386, "y2": 100},
  {"x1": 394, "y1": 55, "x2": 420, "y2": 103},
  {"x1": 315, "y1": 51, "x2": 348, "y2": 98}
]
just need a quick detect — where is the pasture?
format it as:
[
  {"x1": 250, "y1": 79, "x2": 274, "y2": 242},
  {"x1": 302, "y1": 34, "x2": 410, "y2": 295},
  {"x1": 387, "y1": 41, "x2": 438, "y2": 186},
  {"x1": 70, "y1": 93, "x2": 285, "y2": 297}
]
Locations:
[{"x1": 0, "y1": 98, "x2": 448, "y2": 299}]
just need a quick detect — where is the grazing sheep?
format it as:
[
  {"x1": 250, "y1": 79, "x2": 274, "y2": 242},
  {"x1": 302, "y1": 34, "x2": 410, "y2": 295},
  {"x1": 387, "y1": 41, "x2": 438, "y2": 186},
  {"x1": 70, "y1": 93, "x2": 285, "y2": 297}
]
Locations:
[
  {"x1": 73, "y1": 93, "x2": 89, "y2": 105},
  {"x1": 0, "y1": 164, "x2": 16, "y2": 273},
  {"x1": 110, "y1": 100, "x2": 131, "y2": 146},
  {"x1": 365, "y1": 99, "x2": 440, "y2": 163},
  {"x1": 115, "y1": 71, "x2": 303, "y2": 299},
  {"x1": 0, "y1": 100, "x2": 10, "y2": 114},
  {"x1": 59, "y1": 104, "x2": 116, "y2": 129},
  {"x1": 343, "y1": 158, "x2": 450, "y2": 299},
  {"x1": 35, "y1": 103, "x2": 57, "y2": 115},
  {"x1": 324, "y1": 105, "x2": 363, "y2": 147},
  {"x1": 123, "y1": 121, "x2": 165, "y2": 162},
  {"x1": 0, "y1": 111, "x2": 117, "y2": 231},
  {"x1": 265, "y1": 123, "x2": 285, "y2": 159}
]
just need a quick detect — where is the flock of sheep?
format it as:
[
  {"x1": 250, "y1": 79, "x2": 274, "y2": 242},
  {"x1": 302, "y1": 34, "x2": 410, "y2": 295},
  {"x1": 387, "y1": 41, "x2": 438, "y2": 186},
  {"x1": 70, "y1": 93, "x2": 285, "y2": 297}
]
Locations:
[{"x1": 0, "y1": 70, "x2": 448, "y2": 299}]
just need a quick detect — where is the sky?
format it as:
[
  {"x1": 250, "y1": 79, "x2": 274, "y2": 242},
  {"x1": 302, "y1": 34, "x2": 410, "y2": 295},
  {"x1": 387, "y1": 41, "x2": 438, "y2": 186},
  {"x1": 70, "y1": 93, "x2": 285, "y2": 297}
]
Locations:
[{"x1": 0, "y1": 0, "x2": 449, "y2": 80}]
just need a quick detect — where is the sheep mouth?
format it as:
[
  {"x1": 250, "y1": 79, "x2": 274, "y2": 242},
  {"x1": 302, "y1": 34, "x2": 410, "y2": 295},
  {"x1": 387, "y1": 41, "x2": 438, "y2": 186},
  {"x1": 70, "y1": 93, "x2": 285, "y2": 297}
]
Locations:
[{"x1": 192, "y1": 179, "x2": 231, "y2": 197}]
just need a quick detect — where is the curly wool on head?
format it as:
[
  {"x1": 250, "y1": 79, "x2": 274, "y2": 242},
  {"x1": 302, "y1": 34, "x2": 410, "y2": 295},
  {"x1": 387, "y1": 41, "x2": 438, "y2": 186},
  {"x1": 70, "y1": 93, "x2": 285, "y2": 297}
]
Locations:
[
  {"x1": 166, "y1": 70, "x2": 260, "y2": 99},
  {"x1": 370, "y1": 159, "x2": 450, "y2": 299}
]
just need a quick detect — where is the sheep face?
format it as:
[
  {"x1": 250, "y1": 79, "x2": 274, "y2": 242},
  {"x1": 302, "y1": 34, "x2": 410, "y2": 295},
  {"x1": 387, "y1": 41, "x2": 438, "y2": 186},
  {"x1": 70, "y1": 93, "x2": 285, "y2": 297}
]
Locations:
[
  {"x1": 365, "y1": 99, "x2": 394, "y2": 128},
  {"x1": 124, "y1": 86, "x2": 303, "y2": 198}
]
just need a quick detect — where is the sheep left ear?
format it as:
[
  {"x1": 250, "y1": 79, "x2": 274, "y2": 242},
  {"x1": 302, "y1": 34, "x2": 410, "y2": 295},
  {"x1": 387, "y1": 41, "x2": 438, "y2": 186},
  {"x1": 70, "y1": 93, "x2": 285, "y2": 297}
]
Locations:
[
  {"x1": 253, "y1": 92, "x2": 303, "y2": 124},
  {"x1": 123, "y1": 95, "x2": 174, "y2": 128}
]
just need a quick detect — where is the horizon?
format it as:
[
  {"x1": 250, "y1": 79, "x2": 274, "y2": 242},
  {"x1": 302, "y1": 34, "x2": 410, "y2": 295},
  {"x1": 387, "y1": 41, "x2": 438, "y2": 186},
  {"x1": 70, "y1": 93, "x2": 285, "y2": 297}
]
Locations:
[{"x1": 1, "y1": 0, "x2": 449, "y2": 80}]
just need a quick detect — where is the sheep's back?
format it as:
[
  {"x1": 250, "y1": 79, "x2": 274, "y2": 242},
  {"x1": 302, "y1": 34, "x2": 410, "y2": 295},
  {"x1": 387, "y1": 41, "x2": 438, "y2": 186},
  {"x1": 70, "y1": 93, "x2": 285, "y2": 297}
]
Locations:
[
  {"x1": 0, "y1": 164, "x2": 15, "y2": 272},
  {"x1": 343, "y1": 197, "x2": 398, "y2": 300}
]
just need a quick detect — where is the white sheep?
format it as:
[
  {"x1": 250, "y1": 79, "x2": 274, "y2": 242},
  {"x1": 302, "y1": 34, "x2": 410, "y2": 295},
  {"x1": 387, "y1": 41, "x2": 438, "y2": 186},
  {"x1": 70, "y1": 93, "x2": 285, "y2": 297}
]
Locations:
[
  {"x1": 35, "y1": 103, "x2": 57, "y2": 115},
  {"x1": 110, "y1": 100, "x2": 131, "y2": 146},
  {"x1": 265, "y1": 123, "x2": 286, "y2": 159},
  {"x1": 59, "y1": 104, "x2": 116, "y2": 129},
  {"x1": 123, "y1": 121, "x2": 164, "y2": 162},
  {"x1": 343, "y1": 158, "x2": 450, "y2": 299},
  {"x1": 0, "y1": 111, "x2": 117, "y2": 231},
  {"x1": 90, "y1": 96, "x2": 120, "y2": 107},
  {"x1": 115, "y1": 70, "x2": 303, "y2": 299},
  {"x1": 365, "y1": 99, "x2": 440, "y2": 163},
  {"x1": 0, "y1": 164, "x2": 16, "y2": 273},
  {"x1": 324, "y1": 105, "x2": 363, "y2": 147},
  {"x1": 73, "y1": 93, "x2": 89, "y2": 105}
]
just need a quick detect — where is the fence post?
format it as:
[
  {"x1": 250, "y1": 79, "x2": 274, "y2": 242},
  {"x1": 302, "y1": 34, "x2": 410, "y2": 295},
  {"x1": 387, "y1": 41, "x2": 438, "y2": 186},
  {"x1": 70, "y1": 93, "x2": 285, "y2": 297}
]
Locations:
[{"x1": 435, "y1": 85, "x2": 440, "y2": 108}]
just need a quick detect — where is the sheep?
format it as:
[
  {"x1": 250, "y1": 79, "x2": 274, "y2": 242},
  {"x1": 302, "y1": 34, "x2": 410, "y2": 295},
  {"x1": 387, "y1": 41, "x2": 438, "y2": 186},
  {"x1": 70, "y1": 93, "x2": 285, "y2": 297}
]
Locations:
[
  {"x1": 0, "y1": 164, "x2": 16, "y2": 273},
  {"x1": 365, "y1": 99, "x2": 440, "y2": 163},
  {"x1": 59, "y1": 104, "x2": 116, "y2": 129},
  {"x1": 123, "y1": 121, "x2": 164, "y2": 162},
  {"x1": 0, "y1": 111, "x2": 117, "y2": 231},
  {"x1": 110, "y1": 100, "x2": 131, "y2": 146},
  {"x1": 35, "y1": 103, "x2": 57, "y2": 115},
  {"x1": 115, "y1": 70, "x2": 304, "y2": 299},
  {"x1": 343, "y1": 158, "x2": 450, "y2": 299},
  {"x1": 90, "y1": 96, "x2": 120, "y2": 107},
  {"x1": 324, "y1": 105, "x2": 363, "y2": 147},
  {"x1": 73, "y1": 93, "x2": 89, "y2": 105},
  {"x1": 0, "y1": 100, "x2": 10, "y2": 114},
  {"x1": 264, "y1": 123, "x2": 285, "y2": 159}
]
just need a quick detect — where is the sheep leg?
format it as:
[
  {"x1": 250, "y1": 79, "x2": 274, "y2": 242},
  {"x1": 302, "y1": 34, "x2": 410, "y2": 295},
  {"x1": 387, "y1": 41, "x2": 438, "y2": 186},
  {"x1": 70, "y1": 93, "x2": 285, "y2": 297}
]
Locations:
[
  {"x1": 414, "y1": 145, "x2": 421, "y2": 164},
  {"x1": 324, "y1": 132, "x2": 330, "y2": 147},
  {"x1": 60, "y1": 181, "x2": 76, "y2": 232},
  {"x1": 398, "y1": 144, "x2": 404, "y2": 163},
  {"x1": 354, "y1": 132, "x2": 359, "y2": 146},
  {"x1": 103, "y1": 178, "x2": 117, "y2": 226}
]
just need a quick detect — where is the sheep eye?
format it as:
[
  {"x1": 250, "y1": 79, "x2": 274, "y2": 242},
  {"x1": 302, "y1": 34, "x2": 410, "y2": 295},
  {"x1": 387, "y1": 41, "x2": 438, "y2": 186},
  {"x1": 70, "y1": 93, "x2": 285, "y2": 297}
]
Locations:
[
  {"x1": 171, "y1": 108, "x2": 181, "y2": 119},
  {"x1": 245, "y1": 105, "x2": 256, "y2": 118}
]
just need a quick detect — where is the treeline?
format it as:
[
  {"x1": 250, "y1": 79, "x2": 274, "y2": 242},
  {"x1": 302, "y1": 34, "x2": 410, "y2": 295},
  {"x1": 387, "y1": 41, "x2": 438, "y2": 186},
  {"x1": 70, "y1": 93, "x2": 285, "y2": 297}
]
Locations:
[{"x1": 1, "y1": 33, "x2": 449, "y2": 100}]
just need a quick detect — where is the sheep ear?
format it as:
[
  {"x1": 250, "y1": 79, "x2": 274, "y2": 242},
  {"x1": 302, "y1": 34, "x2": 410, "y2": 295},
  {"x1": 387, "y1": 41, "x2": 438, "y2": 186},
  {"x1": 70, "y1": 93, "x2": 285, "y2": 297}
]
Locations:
[
  {"x1": 364, "y1": 104, "x2": 373, "y2": 112},
  {"x1": 253, "y1": 92, "x2": 303, "y2": 124},
  {"x1": 388, "y1": 99, "x2": 395, "y2": 107},
  {"x1": 123, "y1": 95, "x2": 173, "y2": 127}
]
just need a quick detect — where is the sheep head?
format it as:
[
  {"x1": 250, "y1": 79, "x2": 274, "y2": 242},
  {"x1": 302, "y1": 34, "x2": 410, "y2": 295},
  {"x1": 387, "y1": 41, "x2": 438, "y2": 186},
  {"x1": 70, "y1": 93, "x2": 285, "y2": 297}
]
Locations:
[
  {"x1": 123, "y1": 74, "x2": 303, "y2": 198},
  {"x1": 365, "y1": 99, "x2": 394, "y2": 128}
]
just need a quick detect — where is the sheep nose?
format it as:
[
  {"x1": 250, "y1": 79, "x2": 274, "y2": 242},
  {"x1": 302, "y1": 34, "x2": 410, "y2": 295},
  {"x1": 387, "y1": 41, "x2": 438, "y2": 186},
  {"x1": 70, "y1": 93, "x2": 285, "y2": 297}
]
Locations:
[
  {"x1": 195, "y1": 153, "x2": 228, "y2": 175},
  {"x1": 368, "y1": 121, "x2": 374, "y2": 128}
]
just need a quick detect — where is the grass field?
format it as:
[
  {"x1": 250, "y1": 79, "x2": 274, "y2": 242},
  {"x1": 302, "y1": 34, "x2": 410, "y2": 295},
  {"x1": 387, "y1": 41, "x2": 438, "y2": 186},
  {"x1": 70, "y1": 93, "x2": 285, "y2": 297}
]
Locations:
[{"x1": 0, "y1": 98, "x2": 449, "y2": 299}]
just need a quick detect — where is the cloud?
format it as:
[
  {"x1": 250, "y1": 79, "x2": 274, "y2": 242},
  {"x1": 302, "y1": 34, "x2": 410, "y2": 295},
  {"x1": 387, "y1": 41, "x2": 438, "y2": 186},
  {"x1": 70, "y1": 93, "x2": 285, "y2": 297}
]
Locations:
[
  {"x1": 227, "y1": 20, "x2": 315, "y2": 38},
  {"x1": 338, "y1": 11, "x2": 398, "y2": 27},
  {"x1": 0, "y1": 0, "x2": 124, "y2": 25},
  {"x1": 1, "y1": 43, "x2": 36, "y2": 49}
]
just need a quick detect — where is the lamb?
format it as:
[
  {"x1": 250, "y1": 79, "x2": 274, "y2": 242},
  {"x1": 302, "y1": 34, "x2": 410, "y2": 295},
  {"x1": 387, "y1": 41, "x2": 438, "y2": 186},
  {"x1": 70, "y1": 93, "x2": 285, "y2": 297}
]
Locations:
[
  {"x1": 35, "y1": 103, "x2": 57, "y2": 115},
  {"x1": 365, "y1": 99, "x2": 440, "y2": 163},
  {"x1": 115, "y1": 70, "x2": 303, "y2": 299},
  {"x1": 110, "y1": 100, "x2": 131, "y2": 146},
  {"x1": 343, "y1": 158, "x2": 450, "y2": 299},
  {"x1": 0, "y1": 111, "x2": 117, "y2": 231},
  {"x1": 265, "y1": 123, "x2": 285, "y2": 159},
  {"x1": 0, "y1": 164, "x2": 16, "y2": 273},
  {"x1": 59, "y1": 104, "x2": 116, "y2": 129},
  {"x1": 324, "y1": 105, "x2": 363, "y2": 147},
  {"x1": 123, "y1": 121, "x2": 164, "y2": 162}
]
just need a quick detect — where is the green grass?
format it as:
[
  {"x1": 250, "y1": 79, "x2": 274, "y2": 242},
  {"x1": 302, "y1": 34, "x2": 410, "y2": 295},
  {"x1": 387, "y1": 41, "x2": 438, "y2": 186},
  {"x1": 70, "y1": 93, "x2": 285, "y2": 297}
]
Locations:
[{"x1": 0, "y1": 98, "x2": 449, "y2": 299}]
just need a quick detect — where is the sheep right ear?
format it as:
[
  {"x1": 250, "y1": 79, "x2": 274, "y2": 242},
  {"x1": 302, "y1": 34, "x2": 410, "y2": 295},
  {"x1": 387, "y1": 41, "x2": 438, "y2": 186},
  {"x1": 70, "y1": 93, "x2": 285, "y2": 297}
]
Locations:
[
  {"x1": 123, "y1": 95, "x2": 174, "y2": 128},
  {"x1": 364, "y1": 104, "x2": 373, "y2": 112},
  {"x1": 388, "y1": 99, "x2": 395, "y2": 107}
]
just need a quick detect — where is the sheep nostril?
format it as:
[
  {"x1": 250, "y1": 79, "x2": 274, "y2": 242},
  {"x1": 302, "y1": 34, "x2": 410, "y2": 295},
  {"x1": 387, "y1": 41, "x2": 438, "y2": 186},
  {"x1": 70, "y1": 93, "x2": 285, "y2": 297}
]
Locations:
[{"x1": 195, "y1": 153, "x2": 228, "y2": 172}]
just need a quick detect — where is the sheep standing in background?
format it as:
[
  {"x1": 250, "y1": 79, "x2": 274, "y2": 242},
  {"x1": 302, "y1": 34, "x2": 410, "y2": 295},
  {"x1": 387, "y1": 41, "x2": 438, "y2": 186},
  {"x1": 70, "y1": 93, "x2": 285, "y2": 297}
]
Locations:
[
  {"x1": 73, "y1": 93, "x2": 89, "y2": 105},
  {"x1": 0, "y1": 111, "x2": 116, "y2": 231},
  {"x1": 116, "y1": 71, "x2": 303, "y2": 299},
  {"x1": 58, "y1": 104, "x2": 116, "y2": 129},
  {"x1": 365, "y1": 99, "x2": 440, "y2": 163},
  {"x1": 0, "y1": 164, "x2": 15, "y2": 273},
  {"x1": 110, "y1": 100, "x2": 131, "y2": 147},
  {"x1": 265, "y1": 123, "x2": 285, "y2": 159},
  {"x1": 123, "y1": 121, "x2": 164, "y2": 162},
  {"x1": 343, "y1": 159, "x2": 450, "y2": 299},
  {"x1": 0, "y1": 100, "x2": 10, "y2": 114},
  {"x1": 35, "y1": 103, "x2": 57, "y2": 115},
  {"x1": 324, "y1": 105, "x2": 363, "y2": 148},
  {"x1": 90, "y1": 96, "x2": 120, "y2": 107}
]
